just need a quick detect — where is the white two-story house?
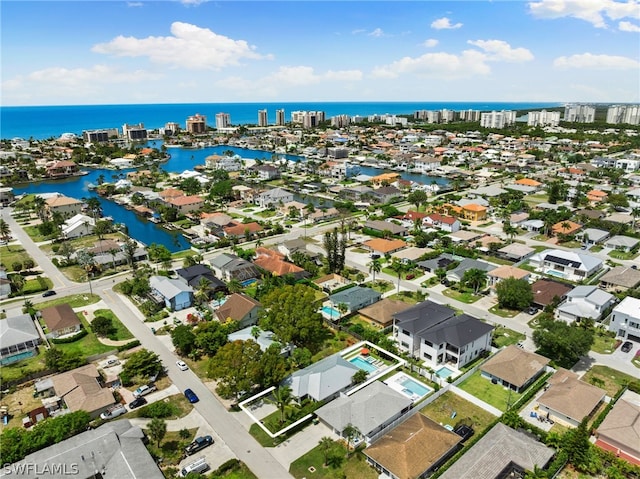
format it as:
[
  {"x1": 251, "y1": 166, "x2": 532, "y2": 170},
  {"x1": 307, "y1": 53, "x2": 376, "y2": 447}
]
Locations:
[
  {"x1": 393, "y1": 301, "x2": 494, "y2": 369},
  {"x1": 555, "y1": 286, "x2": 615, "y2": 323},
  {"x1": 609, "y1": 296, "x2": 640, "y2": 343},
  {"x1": 529, "y1": 249, "x2": 603, "y2": 282}
]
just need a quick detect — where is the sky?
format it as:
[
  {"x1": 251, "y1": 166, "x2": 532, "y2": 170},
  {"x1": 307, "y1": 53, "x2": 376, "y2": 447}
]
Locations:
[{"x1": 2, "y1": 0, "x2": 639, "y2": 106}]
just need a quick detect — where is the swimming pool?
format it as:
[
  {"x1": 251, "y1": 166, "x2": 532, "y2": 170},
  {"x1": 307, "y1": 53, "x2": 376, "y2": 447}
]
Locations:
[
  {"x1": 321, "y1": 306, "x2": 341, "y2": 319},
  {"x1": 545, "y1": 269, "x2": 566, "y2": 278},
  {"x1": 349, "y1": 356, "x2": 377, "y2": 373},
  {"x1": 241, "y1": 278, "x2": 258, "y2": 287},
  {"x1": 400, "y1": 377, "x2": 432, "y2": 397},
  {"x1": 0, "y1": 350, "x2": 36, "y2": 366},
  {"x1": 436, "y1": 366, "x2": 456, "y2": 379},
  {"x1": 384, "y1": 372, "x2": 433, "y2": 401}
]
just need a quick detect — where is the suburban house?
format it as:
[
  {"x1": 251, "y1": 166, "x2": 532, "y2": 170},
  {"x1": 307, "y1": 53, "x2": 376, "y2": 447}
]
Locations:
[
  {"x1": 308, "y1": 207, "x2": 340, "y2": 223},
  {"x1": 486, "y1": 265, "x2": 530, "y2": 289},
  {"x1": 521, "y1": 219, "x2": 544, "y2": 233},
  {"x1": 175, "y1": 264, "x2": 227, "y2": 294},
  {"x1": 531, "y1": 279, "x2": 574, "y2": 309},
  {"x1": 439, "y1": 423, "x2": 555, "y2": 479},
  {"x1": 480, "y1": 345, "x2": 550, "y2": 393},
  {"x1": 599, "y1": 266, "x2": 640, "y2": 292},
  {"x1": 529, "y1": 249, "x2": 603, "y2": 282},
  {"x1": 393, "y1": 301, "x2": 494, "y2": 369},
  {"x1": 314, "y1": 273, "x2": 352, "y2": 294},
  {"x1": 424, "y1": 213, "x2": 461, "y2": 232},
  {"x1": 608, "y1": 296, "x2": 640, "y2": 342},
  {"x1": 61, "y1": 213, "x2": 95, "y2": 239},
  {"x1": 460, "y1": 203, "x2": 488, "y2": 222},
  {"x1": 595, "y1": 390, "x2": 640, "y2": 466},
  {"x1": 166, "y1": 195, "x2": 204, "y2": 213},
  {"x1": 45, "y1": 160, "x2": 79, "y2": 178},
  {"x1": 223, "y1": 221, "x2": 263, "y2": 240},
  {"x1": 329, "y1": 286, "x2": 382, "y2": 315},
  {"x1": 445, "y1": 258, "x2": 496, "y2": 284},
  {"x1": 209, "y1": 253, "x2": 261, "y2": 282},
  {"x1": 605, "y1": 235, "x2": 640, "y2": 252},
  {"x1": 0, "y1": 313, "x2": 41, "y2": 364},
  {"x1": 448, "y1": 230, "x2": 485, "y2": 245},
  {"x1": 149, "y1": 275, "x2": 194, "y2": 311},
  {"x1": 253, "y1": 164, "x2": 281, "y2": 181},
  {"x1": 283, "y1": 353, "x2": 361, "y2": 402},
  {"x1": 40, "y1": 304, "x2": 82, "y2": 339},
  {"x1": 38, "y1": 364, "x2": 116, "y2": 418},
  {"x1": 10, "y1": 419, "x2": 164, "y2": 479},
  {"x1": 552, "y1": 220, "x2": 582, "y2": 237},
  {"x1": 45, "y1": 195, "x2": 83, "y2": 219},
  {"x1": 579, "y1": 228, "x2": 610, "y2": 245},
  {"x1": 365, "y1": 413, "x2": 462, "y2": 479},
  {"x1": 227, "y1": 326, "x2": 285, "y2": 353},
  {"x1": 215, "y1": 293, "x2": 262, "y2": 328},
  {"x1": 371, "y1": 186, "x2": 403, "y2": 204},
  {"x1": 363, "y1": 238, "x2": 408, "y2": 256},
  {"x1": 254, "y1": 187, "x2": 293, "y2": 208},
  {"x1": 253, "y1": 247, "x2": 309, "y2": 280},
  {"x1": 537, "y1": 368, "x2": 606, "y2": 428},
  {"x1": 206, "y1": 154, "x2": 243, "y2": 171},
  {"x1": 358, "y1": 298, "x2": 412, "y2": 328},
  {"x1": 363, "y1": 220, "x2": 408, "y2": 237},
  {"x1": 0, "y1": 268, "x2": 11, "y2": 300},
  {"x1": 315, "y1": 382, "x2": 412, "y2": 445},
  {"x1": 417, "y1": 253, "x2": 456, "y2": 273},
  {"x1": 555, "y1": 285, "x2": 615, "y2": 323}
]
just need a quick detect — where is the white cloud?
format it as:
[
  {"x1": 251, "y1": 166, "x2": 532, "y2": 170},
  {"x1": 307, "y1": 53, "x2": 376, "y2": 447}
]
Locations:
[
  {"x1": 467, "y1": 40, "x2": 534, "y2": 62},
  {"x1": 265, "y1": 66, "x2": 363, "y2": 86},
  {"x1": 431, "y1": 17, "x2": 463, "y2": 29},
  {"x1": 554, "y1": 52, "x2": 640, "y2": 69},
  {"x1": 422, "y1": 39, "x2": 439, "y2": 47},
  {"x1": 371, "y1": 50, "x2": 490, "y2": 79},
  {"x1": 92, "y1": 22, "x2": 271, "y2": 69},
  {"x1": 127, "y1": 2, "x2": 143, "y2": 7},
  {"x1": 619, "y1": 20, "x2": 640, "y2": 30},
  {"x1": 528, "y1": 0, "x2": 640, "y2": 28},
  {"x1": 368, "y1": 28, "x2": 385, "y2": 37},
  {"x1": 352, "y1": 29, "x2": 366, "y2": 35}
]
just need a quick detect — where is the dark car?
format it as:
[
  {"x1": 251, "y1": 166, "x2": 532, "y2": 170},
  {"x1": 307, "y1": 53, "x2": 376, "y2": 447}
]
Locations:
[
  {"x1": 184, "y1": 435, "x2": 213, "y2": 455},
  {"x1": 621, "y1": 341, "x2": 634, "y2": 353},
  {"x1": 129, "y1": 397, "x2": 147, "y2": 409},
  {"x1": 184, "y1": 388, "x2": 199, "y2": 404},
  {"x1": 42, "y1": 290, "x2": 57, "y2": 297},
  {"x1": 525, "y1": 306, "x2": 538, "y2": 315}
]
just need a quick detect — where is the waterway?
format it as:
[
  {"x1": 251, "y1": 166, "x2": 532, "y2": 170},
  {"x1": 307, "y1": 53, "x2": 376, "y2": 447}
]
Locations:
[{"x1": 12, "y1": 142, "x2": 448, "y2": 251}]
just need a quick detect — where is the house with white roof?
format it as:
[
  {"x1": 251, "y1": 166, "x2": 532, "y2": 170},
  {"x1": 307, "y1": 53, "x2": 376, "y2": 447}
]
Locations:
[
  {"x1": 254, "y1": 187, "x2": 293, "y2": 208},
  {"x1": 555, "y1": 285, "x2": 615, "y2": 323},
  {"x1": 529, "y1": 249, "x2": 603, "y2": 282},
  {"x1": 61, "y1": 213, "x2": 95, "y2": 239},
  {"x1": 609, "y1": 296, "x2": 640, "y2": 342},
  {"x1": 0, "y1": 314, "x2": 41, "y2": 364},
  {"x1": 149, "y1": 275, "x2": 193, "y2": 311},
  {"x1": 605, "y1": 235, "x2": 640, "y2": 252}
]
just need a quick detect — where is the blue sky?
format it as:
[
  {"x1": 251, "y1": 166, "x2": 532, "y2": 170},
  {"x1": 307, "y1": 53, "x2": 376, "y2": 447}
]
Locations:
[{"x1": 2, "y1": 1, "x2": 639, "y2": 106}]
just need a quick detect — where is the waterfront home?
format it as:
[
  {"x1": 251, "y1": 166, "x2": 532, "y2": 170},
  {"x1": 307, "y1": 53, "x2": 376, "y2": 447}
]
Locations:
[
  {"x1": 205, "y1": 154, "x2": 243, "y2": 171},
  {"x1": 254, "y1": 187, "x2": 293, "y2": 208},
  {"x1": 364, "y1": 220, "x2": 408, "y2": 237},
  {"x1": 599, "y1": 266, "x2": 640, "y2": 292},
  {"x1": 528, "y1": 249, "x2": 603, "y2": 282},
  {"x1": 223, "y1": 221, "x2": 263, "y2": 241},
  {"x1": 158, "y1": 188, "x2": 184, "y2": 202},
  {"x1": 45, "y1": 195, "x2": 83, "y2": 219},
  {"x1": 175, "y1": 264, "x2": 227, "y2": 294},
  {"x1": 167, "y1": 195, "x2": 204, "y2": 214},
  {"x1": 329, "y1": 286, "x2": 381, "y2": 315},
  {"x1": 45, "y1": 160, "x2": 79, "y2": 178},
  {"x1": 61, "y1": 213, "x2": 95, "y2": 239},
  {"x1": 0, "y1": 313, "x2": 41, "y2": 364},
  {"x1": 149, "y1": 275, "x2": 194, "y2": 311},
  {"x1": 555, "y1": 285, "x2": 615, "y2": 323},
  {"x1": 215, "y1": 293, "x2": 262, "y2": 327},
  {"x1": 595, "y1": 390, "x2": 640, "y2": 466},
  {"x1": 253, "y1": 164, "x2": 281, "y2": 181},
  {"x1": 209, "y1": 253, "x2": 260, "y2": 282},
  {"x1": 340, "y1": 184, "x2": 374, "y2": 201},
  {"x1": 40, "y1": 304, "x2": 81, "y2": 339},
  {"x1": 371, "y1": 185, "x2": 403, "y2": 203},
  {"x1": 480, "y1": 345, "x2": 550, "y2": 393},
  {"x1": 365, "y1": 413, "x2": 462, "y2": 479},
  {"x1": 531, "y1": 279, "x2": 573, "y2": 309},
  {"x1": 608, "y1": 296, "x2": 640, "y2": 342},
  {"x1": 393, "y1": 301, "x2": 493, "y2": 369},
  {"x1": 316, "y1": 382, "x2": 412, "y2": 445},
  {"x1": 537, "y1": 368, "x2": 606, "y2": 428},
  {"x1": 414, "y1": 156, "x2": 441, "y2": 173}
]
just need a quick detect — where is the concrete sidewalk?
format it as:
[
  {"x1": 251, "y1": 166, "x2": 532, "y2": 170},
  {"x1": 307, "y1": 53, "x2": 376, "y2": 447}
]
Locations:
[{"x1": 450, "y1": 385, "x2": 502, "y2": 417}]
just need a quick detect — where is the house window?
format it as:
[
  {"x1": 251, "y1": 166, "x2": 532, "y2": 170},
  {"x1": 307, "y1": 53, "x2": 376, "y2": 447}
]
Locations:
[
  {"x1": 401, "y1": 329, "x2": 410, "y2": 336},
  {"x1": 424, "y1": 339, "x2": 433, "y2": 347},
  {"x1": 401, "y1": 342, "x2": 409, "y2": 349},
  {"x1": 423, "y1": 352, "x2": 432, "y2": 360}
]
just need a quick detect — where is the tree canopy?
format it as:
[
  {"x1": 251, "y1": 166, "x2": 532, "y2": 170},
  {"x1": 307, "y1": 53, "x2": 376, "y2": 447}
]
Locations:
[
  {"x1": 533, "y1": 317, "x2": 595, "y2": 369},
  {"x1": 496, "y1": 277, "x2": 533, "y2": 310},
  {"x1": 208, "y1": 340, "x2": 262, "y2": 399}
]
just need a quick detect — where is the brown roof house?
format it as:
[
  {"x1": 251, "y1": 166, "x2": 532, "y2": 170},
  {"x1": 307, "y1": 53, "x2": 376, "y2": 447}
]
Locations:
[
  {"x1": 481, "y1": 345, "x2": 550, "y2": 393},
  {"x1": 358, "y1": 298, "x2": 412, "y2": 328},
  {"x1": 487, "y1": 265, "x2": 530, "y2": 290},
  {"x1": 40, "y1": 303, "x2": 82, "y2": 339},
  {"x1": 531, "y1": 279, "x2": 573, "y2": 308},
  {"x1": 599, "y1": 266, "x2": 640, "y2": 292},
  {"x1": 537, "y1": 368, "x2": 606, "y2": 428},
  {"x1": 595, "y1": 390, "x2": 640, "y2": 466},
  {"x1": 364, "y1": 413, "x2": 461, "y2": 479},
  {"x1": 49, "y1": 364, "x2": 116, "y2": 418},
  {"x1": 215, "y1": 293, "x2": 262, "y2": 328}
]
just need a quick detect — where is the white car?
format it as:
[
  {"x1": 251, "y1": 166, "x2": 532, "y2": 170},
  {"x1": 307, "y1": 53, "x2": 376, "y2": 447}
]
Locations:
[
  {"x1": 100, "y1": 404, "x2": 127, "y2": 420},
  {"x1": 176, "y1": 360, "x2": 189, "y2": 371}
]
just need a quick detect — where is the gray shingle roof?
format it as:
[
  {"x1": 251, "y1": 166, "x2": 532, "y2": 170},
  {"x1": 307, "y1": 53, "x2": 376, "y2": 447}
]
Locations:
[
  {"x1": 393, "y1": 301, "x2": 456, "y2": 335},
  {"x1": 0, "y1": 314, "x2": 39, "y2": 348},
  {"x1": 421, "y1": 314, "x2": 494, "y2": 348},
  {"x1": 149, "y1": 275, "x2": 193, "y2": 299},
  {"x1": 330, "y1": 286, "x2": 381, "y2": 310},
  {"x1": 284, "y1": 354, "x2": 360, "y2": 401}
]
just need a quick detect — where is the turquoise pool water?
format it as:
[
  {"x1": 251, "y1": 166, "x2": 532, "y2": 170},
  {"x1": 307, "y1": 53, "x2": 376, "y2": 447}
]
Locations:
[
  {"x1": 546, "y1": 269, "x2": 566, "y2": 278},
  {"x1": 0, "y1": 350, "x2": 36, "y2": 366},
  {"x1": 349, "y1": 356, "x2": 377, "y2": 373},
  {"x1": 400, "y1": 376, "x2": 433, "y2": 397},
  {"x1": 436, "y1": 366, "x2": 455, "y2": 379},
  {"x1": 321, "y1": 306, "x2": 341, "y2": 318},
  {"x1": 241, "y1": 278, "x2": 258, "y2": 287}
]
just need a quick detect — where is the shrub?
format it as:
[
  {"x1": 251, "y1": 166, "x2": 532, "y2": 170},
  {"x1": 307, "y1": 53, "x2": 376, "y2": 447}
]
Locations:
[
  {"x1": 50, "y1": 329, "x2": 88, "y2": 344},
  {"x1": 139, "y1": 401, "x2": 179, "y2": 419},
  {"x1": 117, "y1": 340, "x2": 141, "y2": 352}
]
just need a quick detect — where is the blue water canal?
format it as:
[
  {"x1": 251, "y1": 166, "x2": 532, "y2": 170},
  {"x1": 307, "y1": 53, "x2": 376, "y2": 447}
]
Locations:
[{"x1": 13, "y1": 143, "x2": 448, "y2": 252}]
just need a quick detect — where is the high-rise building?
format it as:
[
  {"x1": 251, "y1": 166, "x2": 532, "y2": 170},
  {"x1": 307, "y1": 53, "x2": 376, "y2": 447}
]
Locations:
[
  {"x1": 480, "y1": 111, "x2": 516, "y2": 129},
  {"x1": 291, "y1": 111, "x2": 325, "y2": 128},
  {"x1": 459, "y1": 109, "x2": 481, "y2": 122},
  {"x1": 563, "y1": 104, "x2": 595, "y2": 123},
  {"x1": 258, "y1": 109, "x2": 268, "y2": 127},
  {"x1": 122, "y1": 123, "x2": 148, "y2": 141},
  {"x1": 606, "y1": 105, "x2": 640, "y2": 125},
  {"x1": 215, "y1": 113, "x2": 231, "y2": 129},
  {"x1": 331, "y1": 115, "x2": 351, "y2": 128},
  {"x1": 275, "y1": 109, "x2": 285, "y2": 126},
  {"x1": 527, "y1": 110, "x2": 561, "y2": 127},
  {"x1": 186, "y1": 113, "x2": 207, "y2": 134}
]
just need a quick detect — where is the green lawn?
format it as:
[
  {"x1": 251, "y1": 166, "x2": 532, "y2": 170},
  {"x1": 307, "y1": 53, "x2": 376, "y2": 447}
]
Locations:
[
  {"x1": 0, "y1": 348, "x2": 47, "y2": 384},
  {"x1": 22, "y1": 276, "x2": 53, "y2": 294},
  {"x1": 421, "y1": 391, "x2": 497, "y2": 431},
  {"x1": 22, "y1": 225, "x2": 56, "y2": 242},
  {"x1": 590, "y1": 330, "x2": 617, "y2": 354},
  {"x1": 130, "y1": 393, "x2": 193, "y2": 420},
  {"x1": 145, "y1": 428, "x2": 198, "y2": 466},
  {"x1": 37, "y1": 293, "x2": 102, "y2": 309},
  {"x1": 368, "y1": 280, "x2": 393, "y2": 294},
  {"x1": 58, "y1": 264, "x2": 89, "y2": 282},
  {"x1": 442, "y1": 288, "x2": 481, "y2": 304},
  {"x1": 581, "y1": 365, "x2": 637, "y2": 397},
  {"x1": 93, "y1": 309, "x2": 134, "y2": 341},
  {"x1": 608, "y1": 249, "x2": 639, "y2": 260},
  {"x1": 289, "y1": 442, "x2": 377, "y2": 479},
  {"x1": 40, "y1": 232, "x2": 125, "y2": 253},
  {"x1": 458, "y1": 370, "x2": 522, "y2": 411},
  {"x1": 55, "y1": 313, "x2": 115, "y2": 357},
  {"x1": 492, "y1": 326, "x2": 526, "y2": 348},
  {"x1": 0, "y1": 245, "x2": 36, "y2": 271},
  {"x1": 488, "y1": 305, "x2": 521, "y2": 318}
]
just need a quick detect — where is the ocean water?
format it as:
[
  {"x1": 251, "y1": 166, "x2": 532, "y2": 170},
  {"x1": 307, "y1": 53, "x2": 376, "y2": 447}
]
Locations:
[{"x1": 0, "y1": 101, "x2": 561, "y2": 140}]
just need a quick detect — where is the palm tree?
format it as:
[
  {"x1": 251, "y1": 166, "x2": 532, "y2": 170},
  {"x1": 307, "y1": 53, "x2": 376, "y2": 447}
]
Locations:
[
  {"x1": 336, "y1": 302, "x2": 349, "y2": 320},
  {"x1": 10, "y1": 274, "x2": 24, "y2": 298},
  {"x1": 632, "y1": 207, "x2": 640, "y2": 231},
  {"x1": 83, "y1": 197, "x2": 102, "y2": 221},
  {"x1": 462, "y1": 268, "x2": 488, "y2": 294},
  {"x1": 319, "y1": 437, "x2": 334, "y2": 467},
  {"x1": 0, "y1": 218, "x2": 10, "y2": 243},
  {"x1": 368, "y1": 258, "x2": 382, "y2": 284},
  {"x1": 251, "y1": 326, "x2": 261, "y2": 341},
  {"x1": 390, "y1": 259, "x2": 409, "y2": 295},
  {"x1": 123, "y1": 239, "x2": 138, "y2": 270},
  {"x1": 227, "y1": 278, "x2": 243, "y2": 294},
  {"x1": 33, "y1": 195, "x2": 46, "y2": 222},
  {"x1": 269, "y1": 386, "x2": 294, "y2": 424},
  {"x1": 108, "y1": 248, "x2": 119, "y2": 271},
  {"x1": 195, "y1": 277, "x2": 213, "y2": 305},
  {"x1": 342, "y1": 424, "x2": 360, "y2": 457}
]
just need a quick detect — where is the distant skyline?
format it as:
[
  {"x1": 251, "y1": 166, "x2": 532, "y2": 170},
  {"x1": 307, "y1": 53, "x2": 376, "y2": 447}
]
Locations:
[{"x1": 2, "y1": 1, "x2": 639, "y2": 106}]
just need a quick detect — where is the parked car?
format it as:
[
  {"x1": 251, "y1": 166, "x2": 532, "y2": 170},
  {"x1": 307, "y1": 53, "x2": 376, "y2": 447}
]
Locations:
[
  {"x1": 100, "y1": 404, "x2": 127, "y2": 420},
  {"x1": 128, "y1": 397, "x2": 147, "y2": 409},
  {"x1": 184, "y1": 388, "x2": 199, "y2": 403},
  {"x1": 525, "y1": 306, "x2": 538, "y2": 315},
  {"x1": 133, "y1": 384, "x2": 157, "y2": 398},
  {"x1": 176, "y1": 360, "x2": 189, "y2": 371},
  {"x1": 621, "y1": 341, "x2": 634, "y2": 353},
  {"x1": 184, "y1": 435, "x2": 214, "y2": 455},
  {"x1": 42, "y1": 290, "x2": 57, "y2": 297},
  {"x1": 104, "y1": 358, "x2": 120, "y2": 368}
]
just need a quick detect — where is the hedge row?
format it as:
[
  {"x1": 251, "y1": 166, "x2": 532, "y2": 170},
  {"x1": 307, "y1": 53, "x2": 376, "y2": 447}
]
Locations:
[
  {"x1": 117, "y1": 340, "x2": 141, "y2": 352},
  {"x1": 50, "y1": 329, "x2": 88, "y2": 344}
]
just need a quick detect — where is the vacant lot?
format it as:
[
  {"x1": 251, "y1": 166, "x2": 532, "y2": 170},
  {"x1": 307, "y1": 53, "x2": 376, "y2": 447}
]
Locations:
[
  {"x1": 458, "y1": 370, "x2": 523, "y2": 411},
  {"x1": 581, "y1": 365, "x2": 637, "y2": 397},
  {"x1": 421, "y1": 391, "x2": 497, "y2": 432}
]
